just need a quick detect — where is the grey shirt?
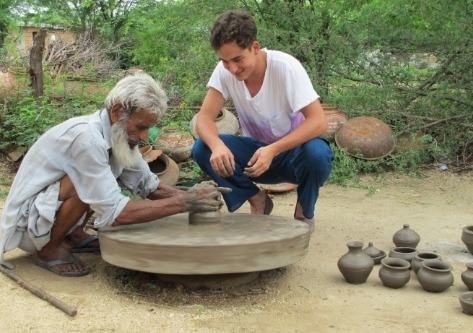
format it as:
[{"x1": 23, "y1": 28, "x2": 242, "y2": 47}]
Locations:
[{"x1": 0, "y1": 109, "x2": 159, "y2": 262}]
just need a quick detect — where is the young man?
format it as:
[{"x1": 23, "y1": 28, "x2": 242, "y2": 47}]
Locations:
[
  {"x1": 191, "y1": 10, "x2": 334, "y2": 233},
  {"x1": 0, "y1": 72, "x2": 225, "y2": 276}
]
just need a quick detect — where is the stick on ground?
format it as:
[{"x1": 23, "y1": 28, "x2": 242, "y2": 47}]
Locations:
[{"x1": 0, "y1": 265, "x2": 78, "y2": 317}]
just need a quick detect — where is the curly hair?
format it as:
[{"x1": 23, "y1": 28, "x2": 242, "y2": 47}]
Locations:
[{"x1": 210, "y1": 10, "x2": 257, "y2": 51}]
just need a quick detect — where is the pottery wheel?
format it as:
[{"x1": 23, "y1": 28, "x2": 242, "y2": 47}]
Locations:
[{"x1": 99, "y1": 213, "x2": 310, "y2": 275}]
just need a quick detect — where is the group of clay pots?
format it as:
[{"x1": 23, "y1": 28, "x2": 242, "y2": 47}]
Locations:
[
  {"x1": 139, "y1": 108, "x2": 240, "y2": 186},
  {"x1": 337, "y1": 224, "x2": 473, "y2": 315}
]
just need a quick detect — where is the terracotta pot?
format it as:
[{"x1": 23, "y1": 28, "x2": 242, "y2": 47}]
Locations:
[
  {"x1": 461, "y1": 225, "x2": 473, "y2": 254},
  {"x1": 337, "y1": 240, "x2": 374, "y2": 284},
  {"x1": 417, "y1": 259, "x2": 454, "y2": 293},
  {"x1": 190, "y1": 107, "x2": 240, "y2": 138},
  {"x1": 411, "y1": 252, "x2": 442, "y2": 274},
  {"x1": 155, "y1": 126, "x2": 195, "y2": 162},
  {"x1": 461, "y1": 262, "x2": 473, "y2": 291},
  {"x1": 362, "y1": 242, "x2": 386, "y2": 265},
  {"x1": 321, "y1": 104, "x2": 348, "y2": 139},
  {"x1": 335, "y1": 116, "x2": 394, "y2": 160},
  {"x1": 139, "y1": 145, "x2": 162, "y2": 163},
  {"x1": 393, "y1": 224, "x2": 420, "y2": 248},
  {"x1": 388, "y1": 247, "x2": 417, "y2": 263},
  {"x1": 379, "y1": 257, "x2": 411, "y2": 289},
  {"x1": 148, "y1": 153, "x2": 179, "y2": 186}
]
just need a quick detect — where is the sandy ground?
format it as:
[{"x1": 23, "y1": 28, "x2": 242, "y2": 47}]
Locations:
[{"x1": 0, "y1": 164, "x2": 472, "y2": 333}]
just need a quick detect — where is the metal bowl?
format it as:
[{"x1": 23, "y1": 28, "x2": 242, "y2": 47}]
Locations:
[{"x1": 335, "y1": 116, "x2": 395, "y2": 160}]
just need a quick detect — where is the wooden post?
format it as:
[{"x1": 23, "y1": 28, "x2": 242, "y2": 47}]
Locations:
[{"x1": 29, "y1": 29, "x2": 46, "y2": 97}]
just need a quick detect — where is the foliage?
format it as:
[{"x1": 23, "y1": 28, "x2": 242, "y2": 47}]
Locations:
[
  {"x1": 0, "y1": 94, "x2": 98, "y2": 150},
  {"x1": 122, "y1": 0, "x2": 240, "y2": 104}
]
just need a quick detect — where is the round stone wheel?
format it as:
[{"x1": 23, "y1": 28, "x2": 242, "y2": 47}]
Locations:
[{"x1": 99, "y1": 213, "x2": 310, "y2": 275}]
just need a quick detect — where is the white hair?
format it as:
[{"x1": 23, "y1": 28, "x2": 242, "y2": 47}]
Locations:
[{"x1": 105, "y1": 72, "x2": 167, "y2": 119}]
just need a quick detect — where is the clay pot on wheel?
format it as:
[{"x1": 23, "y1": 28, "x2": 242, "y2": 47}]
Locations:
[
  {"x1": 417, "y1": 259, "x2": 454, "y2": 293},
  {"x1": 461, "y1": 225, "x2": 473, "y2": 254},
  {"x1": 393, "y1": 224, "x2": 420, "y2": 248},
  {"x1": 148, "y1": 153, "x2": 179, "y2": 186},
  {"x1": 411, "y1": 252, "x2": 442, "y2": 274},
  {"x1": 337, "y1": 240, "x2": 374, "y2": 284},
  {"x1": 461, "y1": 262, "x2": 473, "y2": 291},
  {"x1": 379, "y1": 257, "x2": 411, "y2": 289}
]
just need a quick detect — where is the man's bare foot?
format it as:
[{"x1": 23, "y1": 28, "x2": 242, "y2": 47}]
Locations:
[{"x1": 248, "y1": 191, "x2": 273, "y2": 215}]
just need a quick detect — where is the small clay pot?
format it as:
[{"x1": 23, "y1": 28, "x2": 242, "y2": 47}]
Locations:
[
  {"x1": 337, "y1": 240, "x2": 374, "y2": 284},
  {"x1": 188, "y1": 211, "x2": 222, "y2": 225},
  {"x1": 393, "y1": 224, "x2": 420, "y2": 248},
  {"x1": 363, "y1": 242, "x2": 386, "y2": 265},
  {"x1": 379, "y1": 257, "x2": 411, "y2": 289},
  {"x1": 461, "y1": 262, "x2": 473, "y2": 291},
  {"x1": 190, "y1": 107, "x2": 240, "y2": 139},
  {"x1": 417, "y1": 259, "x2": 454, "y2": 293},
  {"x1": 459, "y1": 291, "x2": 473, "y2": 315},
  {"x1": 155, "y1": 126, "x2": 195, "y2": 162},
  {"x1": 461, "y1": 225, "x2": 473, "y2": 254},
  {"x1": 388, "y1": 247, "x2": 418, "y2": 263},
  {"x1": 411, "y1": 252, "x2": 442, "y2": 274},
  {"x1": 148, "y1": 153, "x2": 180, "y2": 186}
]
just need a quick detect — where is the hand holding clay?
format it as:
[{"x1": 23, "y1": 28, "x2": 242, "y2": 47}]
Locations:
[{"x1": 184, "y1": 181, "x2": 231, "y2": 212}]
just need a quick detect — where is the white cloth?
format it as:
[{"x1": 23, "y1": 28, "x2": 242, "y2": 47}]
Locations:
[
  {"x1": 207, "y1": 49, "x2": 319, "y2": 144},
  {"x1": 0, "y1": 109, "x2": 159, "y2": 262}
]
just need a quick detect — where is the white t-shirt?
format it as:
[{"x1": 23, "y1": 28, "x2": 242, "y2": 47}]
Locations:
[{"x1": 207, "y1": 49, "x2": 319, "y2": 144}]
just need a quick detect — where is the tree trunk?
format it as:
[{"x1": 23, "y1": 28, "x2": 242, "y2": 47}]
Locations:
[{"x1": 29, "y1": 29, "x2": 47, "y2": 97}]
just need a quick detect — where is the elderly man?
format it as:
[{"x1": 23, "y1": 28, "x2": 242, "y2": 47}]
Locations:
[{"x1": 0, "y1": 72, "x2": 223, "y2": 277}]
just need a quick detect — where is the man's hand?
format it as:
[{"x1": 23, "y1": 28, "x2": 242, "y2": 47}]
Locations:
[
  {"x1": 183, "y1": 181, "x2": 232, "y2": 212},
  {"x1": 210, "y1": 145, "x2": 236, "y2": 177},
  {"x1": 243, "y1": 146, "x2": 276, "y2": 178}
]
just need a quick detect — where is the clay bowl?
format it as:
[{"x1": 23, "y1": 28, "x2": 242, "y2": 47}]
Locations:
[
  {"x1": 371, "y1": 251, "x2": 387, "y2": 265},
  {"x1": 459, "y1": 291, "x2": 473, "y2": 315},
  {"x1": 258, "y1": 183, "x2": 297, "y2": 193},
  {"x1": 335, "y1": 116, "x2": 394, "y2": 160}
]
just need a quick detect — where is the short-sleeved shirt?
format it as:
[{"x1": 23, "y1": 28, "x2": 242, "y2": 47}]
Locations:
[
  {"x1": 0, "y1": 109, "x2": 159, "y2": 259},
  {"x1": 207, "y1": 49, "x2": 319, "y2": 144}
]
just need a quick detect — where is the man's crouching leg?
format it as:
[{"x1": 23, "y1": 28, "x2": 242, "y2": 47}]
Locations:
[{"x1": 36, "y1": 175, "x2": 95, "y2": 276}]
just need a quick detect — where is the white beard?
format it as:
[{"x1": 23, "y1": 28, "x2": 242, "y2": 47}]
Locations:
[{"x1": 110, "y1": 120, "x2": 141, "y2": 169}]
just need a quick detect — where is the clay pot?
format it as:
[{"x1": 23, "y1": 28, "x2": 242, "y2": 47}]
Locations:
[
  {"x1": 190, "y1": 107, "x2": 240, "y2": 139},
  {"x1": 459, "y1": 291, "x2": 473, "y2": 315},
  {"x1": 379, "y1": 257, "x2": 411, "y2": 289},
  {"x1": 334, "y1": 116, "x2": 394, "y2": 160},
  {"x1": 155, "y1": 126, "x2": 195, "y2": 162},
  {"x1": 461, "y1": 262, "x2": 473, "y2": 291},
  {"x1": 461, "y1": 225, "x2": 473, "y2": 254},
  {"x1": 417, "y1": 259, "x2": 454, "y2": 293},
  {"x1": 148, "y1": 153, "x2": 179, "y2": 186},
  {"x1": 321, "y1": 104, "x2": 348, "y2": 139},
  {"x1": 337, "y1": 240, "x2": 374, "y2": 284},
  {"x1": 411, "y1": 252, "x2": 442, "y2": 274},
  {"x1": 188, "y1": 211, "x2": 222, "y2": 225},
  {"x1": 392, "y1": 224, "x2": 420, "y2": 248},
  {"x1": 139, "y1": 145, "x2": 162, "y2": 163},
  {"x1": 389, "y1": 247, "x2": 418, "y2": 263},
  {"x1": 362, "y1": 242, "x2": 386, "y2": 265}
]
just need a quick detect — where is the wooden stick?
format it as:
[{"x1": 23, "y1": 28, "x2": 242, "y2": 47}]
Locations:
[{"x1": 0, "y1": 266, "x2": 77, "y2": 317}]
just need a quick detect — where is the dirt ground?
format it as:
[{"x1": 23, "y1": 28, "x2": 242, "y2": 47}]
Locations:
[{"x1": 0, "y1": 158, "x2": 472, "y2": 333}]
